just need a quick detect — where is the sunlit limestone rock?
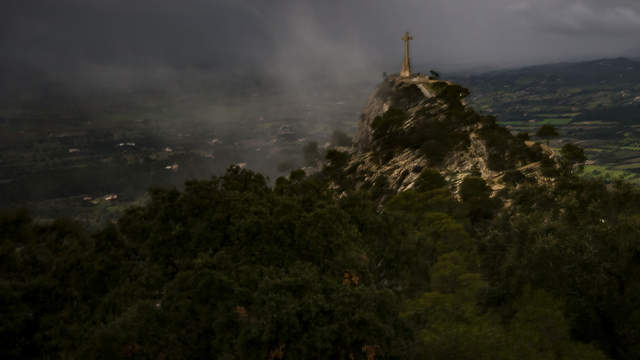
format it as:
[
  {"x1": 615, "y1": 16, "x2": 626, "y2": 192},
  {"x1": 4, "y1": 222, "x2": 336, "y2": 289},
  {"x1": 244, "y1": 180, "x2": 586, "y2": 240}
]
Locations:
[{"x1": 349, "y1": 74, "x2": 554, "y2": 196}]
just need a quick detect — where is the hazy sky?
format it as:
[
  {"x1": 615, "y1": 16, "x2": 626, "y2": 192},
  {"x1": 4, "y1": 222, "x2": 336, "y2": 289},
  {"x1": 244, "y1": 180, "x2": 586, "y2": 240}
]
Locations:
[{"x1": 3, "y1": 0, "x2": 640, "y2": 77}]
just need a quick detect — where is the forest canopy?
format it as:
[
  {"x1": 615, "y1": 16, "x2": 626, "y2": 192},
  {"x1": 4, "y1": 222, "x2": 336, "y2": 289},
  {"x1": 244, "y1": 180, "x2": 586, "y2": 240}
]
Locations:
[{"x1": 2, "y1": 159, "x2": 640, "y2": 359}]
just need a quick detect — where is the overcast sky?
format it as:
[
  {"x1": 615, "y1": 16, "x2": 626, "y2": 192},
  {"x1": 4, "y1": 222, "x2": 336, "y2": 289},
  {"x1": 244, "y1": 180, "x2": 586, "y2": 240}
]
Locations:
[{"x1": 3, "y1": 0, "x2": 640, "y2": 78}]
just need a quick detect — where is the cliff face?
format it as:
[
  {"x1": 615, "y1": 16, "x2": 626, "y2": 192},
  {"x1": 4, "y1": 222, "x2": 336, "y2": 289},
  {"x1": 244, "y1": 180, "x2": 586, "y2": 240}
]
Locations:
[{"x1": 349, "y1": 75, "x2": 553, "y2": 194}]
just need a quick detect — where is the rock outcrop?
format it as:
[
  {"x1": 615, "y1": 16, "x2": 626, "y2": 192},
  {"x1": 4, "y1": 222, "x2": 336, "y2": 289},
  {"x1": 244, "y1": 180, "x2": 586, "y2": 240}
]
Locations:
[{"x1": 347, "y1": 74, "x2": 554, "y2": 195}]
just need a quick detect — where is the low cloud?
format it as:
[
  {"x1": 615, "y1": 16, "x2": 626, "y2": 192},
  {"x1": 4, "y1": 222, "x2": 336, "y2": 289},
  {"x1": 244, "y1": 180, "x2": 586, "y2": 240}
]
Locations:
[
  {"x1": 509, "y1": 1, "x2": 640, "y2": 36},
  {"x1": 3, "y1": 0, "x2": 640, "y2": 81}
]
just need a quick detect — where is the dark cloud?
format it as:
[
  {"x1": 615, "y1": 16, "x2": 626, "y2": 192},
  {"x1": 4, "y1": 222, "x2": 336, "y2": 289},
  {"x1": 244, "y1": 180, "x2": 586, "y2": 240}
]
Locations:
[
  {"x1": 508, "y1": 0, "x2": 640, "y2": 36},
  {"x1": 2, "y1": 0, "x2": 275, "y2": 68},
  {"x1": 3, "y1": 0, "x2": 640, "y2": 81}
]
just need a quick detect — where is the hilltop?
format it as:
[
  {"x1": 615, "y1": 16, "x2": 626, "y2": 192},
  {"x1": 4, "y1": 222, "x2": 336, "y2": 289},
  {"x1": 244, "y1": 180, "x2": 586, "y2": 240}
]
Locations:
[{"x1": 340, "y1": 74, "x2": 555, "y2": 196}]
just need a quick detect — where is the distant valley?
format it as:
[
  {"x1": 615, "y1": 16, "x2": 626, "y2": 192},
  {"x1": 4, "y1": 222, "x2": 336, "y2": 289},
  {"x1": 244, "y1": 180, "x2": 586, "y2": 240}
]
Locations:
[
  {"x1": 453, "y1": 57, "x2": 640, "y2": 183},
  {"x1": 0, "y1": 71, "x2": 373, "y2": 225},
  {"x1": 3, "y1": 57, "x2": 640, "y2": 224}
]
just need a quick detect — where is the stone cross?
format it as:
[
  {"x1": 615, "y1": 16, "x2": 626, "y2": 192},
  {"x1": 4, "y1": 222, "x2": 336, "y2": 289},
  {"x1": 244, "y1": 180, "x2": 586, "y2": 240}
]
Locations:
[{"x1": 401, "y1": 31, "x2": 413, "y2": 77}]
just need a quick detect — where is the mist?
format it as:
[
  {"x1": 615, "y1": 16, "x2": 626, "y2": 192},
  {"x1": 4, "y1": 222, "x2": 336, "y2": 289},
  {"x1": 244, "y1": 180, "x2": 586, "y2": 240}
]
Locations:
[
  {"x1": 3, "y1": 0, "x2": 640, "y2": 179},
  {"x1": 4, "y1": 0, "x2": 640, "y2": 92}
]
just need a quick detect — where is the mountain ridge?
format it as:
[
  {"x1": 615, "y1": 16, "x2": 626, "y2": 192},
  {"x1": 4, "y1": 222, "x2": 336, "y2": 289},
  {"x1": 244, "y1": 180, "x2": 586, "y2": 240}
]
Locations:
[{"x1": 452, "y1": 57, "x2": 640, "y2": 90}]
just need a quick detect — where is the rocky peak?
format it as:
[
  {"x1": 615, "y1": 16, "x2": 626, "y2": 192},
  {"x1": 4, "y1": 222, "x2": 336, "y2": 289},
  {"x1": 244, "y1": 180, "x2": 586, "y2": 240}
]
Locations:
[{"x1": 348, "y1": 74, "x2": 554, "y2": 195}]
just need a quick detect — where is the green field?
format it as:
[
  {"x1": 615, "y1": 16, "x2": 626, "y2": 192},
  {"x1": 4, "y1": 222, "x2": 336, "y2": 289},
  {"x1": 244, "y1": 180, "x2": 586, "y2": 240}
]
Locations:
[
  {"x1": 614, "y1": 163, "x2": 640, "y2": 170},
  {"x1": 583, "y1": 165, "x2": 639, "y2": 182},
  {"x1": 499, "y1": 121, "x2": 530, "y2": 126},
  {"x1": 539, "y1": 118, "x2": 573, "y2": 125}
]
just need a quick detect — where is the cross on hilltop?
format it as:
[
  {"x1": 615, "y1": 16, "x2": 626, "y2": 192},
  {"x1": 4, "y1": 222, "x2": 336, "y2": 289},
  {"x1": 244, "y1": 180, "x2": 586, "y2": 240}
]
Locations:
[{"x1": 401, "y1": 31, "x2": 413, "y2": 77}]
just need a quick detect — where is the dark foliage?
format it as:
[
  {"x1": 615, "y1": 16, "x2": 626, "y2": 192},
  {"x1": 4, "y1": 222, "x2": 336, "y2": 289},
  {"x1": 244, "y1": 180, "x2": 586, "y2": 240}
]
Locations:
[
  {"x1": 428, "y1": 81, "x2": 470, "y2": 111},
  {"x1": 414, "y1": 168, "x2": 447, "y2": 192},
  {"x1": 478, "y1": 117, "x2": 545, "y2": 171},
  {"x1": 536, "y1": 124, "x2": 560, "y2": 139},
  {"x1": 412, "y1": 113, "x2": 472, "y2": 166},
  {"x1": 481, "y1": 176, "x2": 640, "y2": 359},
  {"x1": 1, "y1": 167, "x2": 412, "y2": 359},
  {"x1": 560, "y1": 143, "x2": 587, "y2": 165},
  {"x1": 502, "y1": 169, "x2": 528, "y2": 185},
  {"x1": 516, "y1": 132, "x2": 530, "y2": 141},
  {"x1": 540, "y1": 155, "x2": 559, "y2": 177},
  {"x1": 3, "y1": 154, "x2": 638, "y2": 359},
  {"x1": 371, "y1": 108, "x2": 409, "y2": 146}
]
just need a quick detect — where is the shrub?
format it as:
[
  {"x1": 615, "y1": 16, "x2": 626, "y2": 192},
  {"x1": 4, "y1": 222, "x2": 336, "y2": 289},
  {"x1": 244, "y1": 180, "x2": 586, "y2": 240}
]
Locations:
[
  {"x1": 560, "y1": 143, "x2": 587, "y2": 174},
  {"x1": 459, "y1": 176, "x2": 492, "y2": 203},
  {"x1": 536, "y1": 125, "x2": 559, "y2": 140},
  {"x1": 414, "y1": 168, "x2": 447, "y2": 192},
  {"x1": 371, "y1": 108, "x2": 409, "y2": 144},
  {"x1": 428, "y1": 81, "x2": 470, "y2": 110},
  {"x1": 459, "y1": 176, "x2": 502, "y2": 222}
]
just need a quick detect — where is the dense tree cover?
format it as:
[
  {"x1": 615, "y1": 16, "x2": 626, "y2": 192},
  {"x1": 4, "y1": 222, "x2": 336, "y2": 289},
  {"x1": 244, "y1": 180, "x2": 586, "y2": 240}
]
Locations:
[
  {"x1": 2, "y1": 150, "x2": 639, "y2": 358},
  {"x1": 2, "y1": 167, "x2": 408, "y2": 359},
  {"x1": 484, "y1": 176, "x2": 640, "y2": 359}
]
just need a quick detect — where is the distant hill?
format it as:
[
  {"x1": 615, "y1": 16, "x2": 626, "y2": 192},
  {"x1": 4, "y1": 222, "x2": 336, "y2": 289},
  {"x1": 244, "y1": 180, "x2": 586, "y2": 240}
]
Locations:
[{"x1": 455, "y1": 57, "x2": 640, "y2": 88}]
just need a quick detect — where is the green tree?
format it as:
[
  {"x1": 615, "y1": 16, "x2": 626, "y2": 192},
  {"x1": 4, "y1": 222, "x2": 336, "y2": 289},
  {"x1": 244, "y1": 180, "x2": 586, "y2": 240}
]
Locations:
[
  {"x1": 459, "y1": 176, "x2": 501, "y2": 222},
  {"x1": 559, "y1": 143, "x2": 587, "y2": 174},
  {"x1": 414, "y1": 168, "x2": 447, "y2": 192},
  {"x1": 536, "y1": 124, "x2": 559, "y2": 144},
  {"x1": 5, "y1": 149, "x2": 640, "y2": 359}
]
